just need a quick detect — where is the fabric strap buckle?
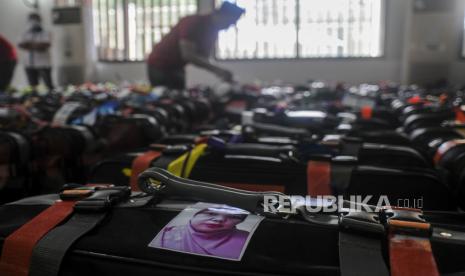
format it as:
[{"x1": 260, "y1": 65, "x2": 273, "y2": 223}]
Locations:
[
  {"x1": 74, "y1": 186, "x2": 131, "y2": 212},
  {"x1": 59, "y1": 184, "x2": 115, "y2": 201},
  {"x1": 162, "y1": 144, "x2": 190, "y2": 155},
  {"x1": 382, "y1": 207, "x2": 431, "y2": 238},
  {"x1": 339, "y1": 210, "x2": 385, "y2": 236},
  {"x1": 59, "y1": 189, "x2": 94, "y2": 200}
]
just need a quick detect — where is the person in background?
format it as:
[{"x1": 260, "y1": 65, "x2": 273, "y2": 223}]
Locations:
[
  {"x1": 18, "y1": 13, "x2": 54, "y2": 91},
  {"x1": 147, "y1": 2, "x2": 245, "y2": 90},
  {"x1": 0, "y1": 34, "x2": 17, "y2": 92}
]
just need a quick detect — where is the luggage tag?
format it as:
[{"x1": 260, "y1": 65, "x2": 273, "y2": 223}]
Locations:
[
  {"x1": 148, "y1": 202, "x2": 263, "y2": 261},
  {"x1": 52, "y1": 102, "x2": 82, "y2": 126}
]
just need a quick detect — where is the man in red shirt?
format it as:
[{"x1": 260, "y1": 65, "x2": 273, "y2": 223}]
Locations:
[
  {"x1": 0, "y1": 34, "x2": 17, "y2": 92},
  {"x1": 147, "y1": 2, "x2": 245, "y2": 89}
]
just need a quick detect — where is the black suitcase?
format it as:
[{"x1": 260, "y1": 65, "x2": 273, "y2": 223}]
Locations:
[
  {"x1": 89, "y1": 142, "x2": 454, "y2": 210},
  {"x1": 159, "y1": 131, "x2": 429, "y2": 169},
  {"x1": 433, "y1": 138, "x2": 465, "y2": 209},
  {"x1": 0, "y1": 131, "x2": 31, "y2": 203},
  {"x1": 403, "y1": 110, "x2": 455, "y2": 134},
  {"x1": 94, "y1": 114, "x2": 164, "y2": 153},
  {"x1": 31, "y1": 125, "x2": 96, "y2": 194}
]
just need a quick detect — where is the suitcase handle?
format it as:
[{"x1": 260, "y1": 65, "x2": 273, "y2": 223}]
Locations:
[
  {"x1": 138, "y1": 168, "x2": 286, "y2": 214},
  {"x1": 244, "y1": 122, "x2": 311, "y2": 137},
  {"x1": 137, "y1": 168, "x2": 389, "y2": 224},
  {"x1": 223, "y1": 143, "x2": 296, "y2": 158}
]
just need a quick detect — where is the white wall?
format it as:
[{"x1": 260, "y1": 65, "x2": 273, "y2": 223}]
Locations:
[
  {"x1": 449, "y1": 0, "x2": 465, "y2": 85},
  {"x1": 405, "y1": 0, "x2": 464, "y2": 86},
  {"x1": 2, "y1": 0, "x2": 463, "y2": 87}
]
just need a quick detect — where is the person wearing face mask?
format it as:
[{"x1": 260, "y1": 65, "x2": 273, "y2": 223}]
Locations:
[
  {"x1": 18, "y1": 13, "x2": 54, "y2": 91},
  {"x1": 153, "y1": 206, "x2": 249, "y2": 259},
  {"x1": 0, "y1": 34, "x2": 17, "y2": 92},
  {"x1": 147, "y1": 2, "x2": 245, "y2": 90}
]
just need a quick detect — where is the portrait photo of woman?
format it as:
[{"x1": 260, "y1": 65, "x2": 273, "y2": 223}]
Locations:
[{"x1": 149, "y1": 203, "x2": 263, "y2": 261}]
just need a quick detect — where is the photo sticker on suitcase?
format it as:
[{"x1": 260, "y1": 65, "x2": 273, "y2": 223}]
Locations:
[{"x1": 148, "y1": 202, "x2": 264, "y2": 261}]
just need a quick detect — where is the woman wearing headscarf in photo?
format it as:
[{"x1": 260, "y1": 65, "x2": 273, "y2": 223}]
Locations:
[{"x1": 154, "y1": 206, "x2": 249, "y2": 259}]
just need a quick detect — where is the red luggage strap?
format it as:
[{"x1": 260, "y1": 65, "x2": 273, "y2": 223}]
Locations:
[
  {"x1": 361, "y1": 105, "x2": 373, "y2": 120},
  {"x1": 455, "y1": 107, "x2": 465, "y2": 123},
  {"x1": 129, "y1": 146, "x2": 165, "y2": 192},
  {"x1": 408, "y1": 95, "x2": 423, "y2": 104},
  {"x1": 306, "y1": 161, "x2": 332, "y2": 197},
  {"x1": 383, "y1": 207, "x2": 439, "y2": 276},
  {"x1": 433, "y1": 139, "x2": 465, "y2": 165},
  {"x1": 0, "y1": 188, "x2": 95, "y2": 276}
]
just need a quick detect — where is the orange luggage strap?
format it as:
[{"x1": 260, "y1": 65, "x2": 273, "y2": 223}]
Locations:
[
  {"x1": 383, "y1": 207, "x2": 439, "y2": 276},
  {"x1": 455, "y1": 107, "x2": 465, "y2": 123},
  {"x1": 129, "y1": 148, "x2": 164, "y2": 191},
  {"x1": 361, "y1": 105, "x2": 373, "y2": 120},
  {"x1": 307, "y1": 160, "x2": 332, "y2": 197}
]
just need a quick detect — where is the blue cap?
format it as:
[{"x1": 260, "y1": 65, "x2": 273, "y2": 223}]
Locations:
[{"x1": 218, "y1": 2, "x2": 245, "y2": 17}]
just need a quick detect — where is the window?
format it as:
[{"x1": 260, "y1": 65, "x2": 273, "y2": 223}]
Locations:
[
  {"x1": 93, "y1": 0, "x2": 198, "y2": 61},
  {"x1": 217, "y1": 0, "x2": 385, "y2": 60},
  {"x1": 55, "y1": 0, "x2": 82, "y2": 6}
]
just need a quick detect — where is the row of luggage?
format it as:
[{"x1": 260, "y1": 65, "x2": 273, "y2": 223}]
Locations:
[
  {"x1": 0, "y1": 85, "x2": 213, "y2": 203},
  {"x1": 85, "y1": 83, "x2": 465, "y2": 212},
  {"x1": 1, "y1": 82, "x2": 465, "y2": 275}
]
